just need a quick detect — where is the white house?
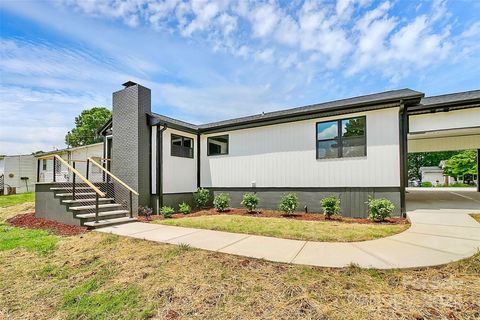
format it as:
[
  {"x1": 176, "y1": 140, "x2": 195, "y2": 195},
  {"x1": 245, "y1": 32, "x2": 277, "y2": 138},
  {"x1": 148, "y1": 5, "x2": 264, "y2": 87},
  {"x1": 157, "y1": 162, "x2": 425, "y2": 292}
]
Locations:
[
  {"x1": 93, "y1": 82, "x2": 479, "y2": 218},
  {"x1": 2, "y1": 143, "x2": 104, "y2": 195}
]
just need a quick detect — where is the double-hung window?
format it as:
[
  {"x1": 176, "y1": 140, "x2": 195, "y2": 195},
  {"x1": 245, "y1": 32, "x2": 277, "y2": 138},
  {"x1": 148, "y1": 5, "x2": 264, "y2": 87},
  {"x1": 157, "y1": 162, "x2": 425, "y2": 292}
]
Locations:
[
  {"x1": 171, "y1": 134, "x2": 194, "y2": 158},
  {"x1": 316, "y1": 116, "x2": 366, "y2": 159}
]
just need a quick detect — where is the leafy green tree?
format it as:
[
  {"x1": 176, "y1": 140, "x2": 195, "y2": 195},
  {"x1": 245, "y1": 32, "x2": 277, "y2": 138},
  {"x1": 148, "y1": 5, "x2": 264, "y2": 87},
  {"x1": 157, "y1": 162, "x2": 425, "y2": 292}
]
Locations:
[
  {"x1": 443, "y1": 150, "x2": 477, "y2": 181},
  {"x1": 65, "y1": 107, "x2": 111, "y2": 147},
  {"x1": 408, "y1": 151, "x2": 460, "y2": 181}
]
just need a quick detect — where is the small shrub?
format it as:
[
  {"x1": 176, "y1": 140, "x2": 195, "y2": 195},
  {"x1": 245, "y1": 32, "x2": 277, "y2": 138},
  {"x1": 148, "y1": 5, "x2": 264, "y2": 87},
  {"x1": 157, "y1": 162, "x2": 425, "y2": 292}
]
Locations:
[
  {"x1": 213, "y1": 193, "x2": 230, "y2": 212},
  {"x1": 193, "y1": 188, "x2": 210, "y2": 208},
  {"x1": 320, "y1": 196, "x2": 341, "y2": 219},
  {"x1": 178, "y1": 202, "x2": 191, "y2": 215},
  {"x1": 420, "y1": 181, "x2": 433, "y2": 187},
  {"x1": 241, "y1": 193, "x2": 259, "y2": 213},
  {"x1": 160, "y1": 206, "x2": 175, "y2": 219},
  {"x1": 137, "y1": 206, "x2": 153, "y2": 218},
  {"x1": 279, "y1": 193, "x2": 299, "y2": 214},
  {"x1": 367, "y1": 198, "x2": 395, "y2": 222}
]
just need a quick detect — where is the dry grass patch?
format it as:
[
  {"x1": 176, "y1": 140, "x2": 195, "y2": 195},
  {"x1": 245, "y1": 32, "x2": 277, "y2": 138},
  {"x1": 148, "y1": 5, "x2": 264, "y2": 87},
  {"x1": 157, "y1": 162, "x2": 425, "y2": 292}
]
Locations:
[
  {"x1": 1, "y1": 203, "x2": 479, "y2": 319},
  {"x1": 156, "y1": 214, "x2": 409, "y2": 242}
]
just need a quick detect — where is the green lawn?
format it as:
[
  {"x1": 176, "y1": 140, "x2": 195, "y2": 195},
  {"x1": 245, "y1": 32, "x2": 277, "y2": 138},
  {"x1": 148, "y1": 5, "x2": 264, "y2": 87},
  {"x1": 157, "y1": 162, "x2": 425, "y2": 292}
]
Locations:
[
  {"x1": 0, "y1": 223, "x2": 59, "y2": 254},
  {"x1": 0, "y1": 192, "x2": 35, "y2": 207},
  {"x1": 156, "y1": 214, "x2": 409, "y2": 242},
  {"x1": 1, "y1": 203, "x2": 479, "y2": 319}
]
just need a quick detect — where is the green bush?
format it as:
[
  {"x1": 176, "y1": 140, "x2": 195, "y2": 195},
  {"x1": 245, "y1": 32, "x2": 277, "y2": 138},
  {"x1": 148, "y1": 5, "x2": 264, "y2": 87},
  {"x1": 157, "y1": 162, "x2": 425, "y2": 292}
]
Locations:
[
  {"x1": 178, "y1": 202, "x2": 191, "y2": 215},
  {"x1": 420, "y1": 181, "x2": 433, "y2": 187},
  {"x1": 193, "y1": 188, "x2": 210, "y2": 208},
  {"x1": 320, "y1": 196, "x2": 341, "y2": 219},
  {"x1": 279, "y1": 193, "x2": 299, "y2": 214},
  {"x1": 367, "y1": 198, "x2": 395, "y2": 222},
  {"x1": 160, "y1": 206, "x2": 175, "y2": 218},
  {"x1": 241, "y1": 193, "x2": 259, "y2": 213},
  {"x1": 213, "y1": 193, "x2": 230, "y2": 212}
]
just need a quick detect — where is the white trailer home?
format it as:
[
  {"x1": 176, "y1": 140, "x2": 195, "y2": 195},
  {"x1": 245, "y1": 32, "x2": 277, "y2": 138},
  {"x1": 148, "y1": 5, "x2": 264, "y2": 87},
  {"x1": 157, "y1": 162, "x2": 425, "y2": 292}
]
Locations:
[{"x1": 3, "y1": 154, "x2": 36, "y2": 194}]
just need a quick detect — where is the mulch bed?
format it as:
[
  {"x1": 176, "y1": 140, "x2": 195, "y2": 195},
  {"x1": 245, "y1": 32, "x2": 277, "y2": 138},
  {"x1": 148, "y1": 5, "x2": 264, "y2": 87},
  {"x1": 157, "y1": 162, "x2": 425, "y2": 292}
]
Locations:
[
  {"x1": 138, "y1": 208, "x2": 408, "y2": 225},
  {"x1": 6, "y1": 213, "x2": 88, "y2": 236}
]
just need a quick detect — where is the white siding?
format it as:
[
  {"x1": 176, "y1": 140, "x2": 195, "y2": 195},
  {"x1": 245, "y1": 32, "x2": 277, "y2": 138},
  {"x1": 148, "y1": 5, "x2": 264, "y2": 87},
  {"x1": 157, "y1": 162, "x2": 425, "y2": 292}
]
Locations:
[
  {"x1": 4, "y1": 155, "x2": 36, "y2": 193},
  {"x1": 162, "y1": 128, "x2": 198, "y2": 193},
  {"x1": 409, "y1": 135, "x2": 480, "y2": 152},
  {"x1": 37, "y1": 143, "x2": 104, "y2": 181},
  {"x1": 201, "y1": 108, "x2": 401, "y2": 188},
  {"x1": 409, "y1": 108, "x2": 480, "y2": 133}
]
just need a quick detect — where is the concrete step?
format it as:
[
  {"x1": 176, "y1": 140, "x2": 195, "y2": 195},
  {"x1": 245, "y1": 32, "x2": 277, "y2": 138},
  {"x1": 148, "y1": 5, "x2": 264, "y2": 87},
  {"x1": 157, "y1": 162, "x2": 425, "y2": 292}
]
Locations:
[
  {"x1": 56, "y1": 192, "x2": 96, "y2": 197},
  {"x1": 69, "y1": 203, "x2": 123, "y2": 211},
  {"x1": 76, "y1": 210, "x2": 130, "y2": 220},
  {"x1": 62, "y1": 198, "x2": 114, "y2": 204},
  {"x1": 84, "y1": 217, "x2": 137, "y2": 229}
]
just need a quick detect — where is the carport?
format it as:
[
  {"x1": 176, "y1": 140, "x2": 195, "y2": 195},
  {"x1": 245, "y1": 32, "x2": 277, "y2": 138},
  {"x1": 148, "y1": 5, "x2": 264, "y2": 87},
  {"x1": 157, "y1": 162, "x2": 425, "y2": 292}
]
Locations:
[{"x1": 403, "y1": 90, "x2": 480, "y2": 212}]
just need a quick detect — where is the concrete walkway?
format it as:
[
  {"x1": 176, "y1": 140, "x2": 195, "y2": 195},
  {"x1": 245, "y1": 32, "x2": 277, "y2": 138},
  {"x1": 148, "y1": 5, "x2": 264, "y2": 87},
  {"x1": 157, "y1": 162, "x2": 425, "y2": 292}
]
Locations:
[{"x1": 97, "y1": 190, "x2": 480, "y2": 269}]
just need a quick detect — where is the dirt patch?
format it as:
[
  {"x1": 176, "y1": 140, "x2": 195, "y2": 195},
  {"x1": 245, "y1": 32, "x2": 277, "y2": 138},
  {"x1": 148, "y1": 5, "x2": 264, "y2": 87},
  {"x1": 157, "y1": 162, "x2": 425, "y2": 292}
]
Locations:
[
  {"x1": 6, "y1": 213, "x2": 88, "y2": 236},
  {"x1": 138, "y1": 207, "x2": 408, "y2": 225}
]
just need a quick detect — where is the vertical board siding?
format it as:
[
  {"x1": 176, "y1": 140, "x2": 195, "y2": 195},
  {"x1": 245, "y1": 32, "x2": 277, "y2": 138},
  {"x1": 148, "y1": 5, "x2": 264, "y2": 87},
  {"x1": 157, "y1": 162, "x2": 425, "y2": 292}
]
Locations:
[
  {"x1": 409, "y1": 108, "x2": 480, "y2": 133},
  {"x1": 201, "y1": 108, "x2": 401, "y2": 188},
  {"x1": 162, "y1": 128, "x2": 198, "y2": 193}
]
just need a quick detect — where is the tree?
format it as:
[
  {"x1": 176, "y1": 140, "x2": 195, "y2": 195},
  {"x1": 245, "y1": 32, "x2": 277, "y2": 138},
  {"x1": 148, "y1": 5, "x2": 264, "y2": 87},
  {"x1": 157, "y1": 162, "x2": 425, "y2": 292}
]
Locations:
[
  {"x1": 66, "y1": 107, "x2": 111, "y2": 147},
  {"x1": 443, "y1": 150, "x2": 477, "y2": 182},
  {"x1": 408, "y1": 151, "x2": 461, "y2": 181}
]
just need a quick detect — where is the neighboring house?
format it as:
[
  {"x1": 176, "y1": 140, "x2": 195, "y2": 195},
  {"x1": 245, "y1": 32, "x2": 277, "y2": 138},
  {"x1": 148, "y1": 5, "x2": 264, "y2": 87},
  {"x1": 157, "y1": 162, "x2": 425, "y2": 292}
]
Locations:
[
  {"x1": 420, "y1": 161, "x2": 459, "y2": 186},
  {"x1": 3, "y1": 154, "x2": 36, "y2": 194},
  {"x1": 2, "y1": 143, "x2": 103, "y2": 195},
  {"x1": 36, "y1": 143, "x2": 104, "y2": 182},
  {"x1": 90, "y1": 82, "x2": 480, "y2": 218}
]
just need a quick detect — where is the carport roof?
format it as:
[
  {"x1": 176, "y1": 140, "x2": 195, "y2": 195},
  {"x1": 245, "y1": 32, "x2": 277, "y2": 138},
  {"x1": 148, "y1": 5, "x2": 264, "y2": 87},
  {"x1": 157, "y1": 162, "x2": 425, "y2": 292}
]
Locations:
[{"x1": 410, "y1": 89, "x2": 480, "y2": 113}]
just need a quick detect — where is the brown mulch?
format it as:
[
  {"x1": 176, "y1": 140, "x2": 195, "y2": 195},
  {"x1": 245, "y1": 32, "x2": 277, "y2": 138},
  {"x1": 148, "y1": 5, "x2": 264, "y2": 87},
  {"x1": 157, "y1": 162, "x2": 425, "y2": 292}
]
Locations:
[
  {"x1": 138, "y1": 207, "x2": 408, "y2": 225},
  {"x1": 6, "y1": 213, "x2": 88, "y2": 236}
]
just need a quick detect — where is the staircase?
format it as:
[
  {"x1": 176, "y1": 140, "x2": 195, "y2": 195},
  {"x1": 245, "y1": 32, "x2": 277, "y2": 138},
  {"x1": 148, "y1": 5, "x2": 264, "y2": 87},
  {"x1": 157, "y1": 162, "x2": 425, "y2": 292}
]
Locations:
[
  {"x1": 50, "y1": 184, "x2": 136, "y2": 228},
  {"x1": 37, "y1": 155, "x2": 138, "y2": 229}
]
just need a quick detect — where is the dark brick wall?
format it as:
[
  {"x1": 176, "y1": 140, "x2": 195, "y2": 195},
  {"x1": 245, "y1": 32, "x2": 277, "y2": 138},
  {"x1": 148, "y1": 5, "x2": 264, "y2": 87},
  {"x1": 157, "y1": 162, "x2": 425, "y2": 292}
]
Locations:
[{"x1": 112, "y1": 84, "x2": 151, "y2": 213}]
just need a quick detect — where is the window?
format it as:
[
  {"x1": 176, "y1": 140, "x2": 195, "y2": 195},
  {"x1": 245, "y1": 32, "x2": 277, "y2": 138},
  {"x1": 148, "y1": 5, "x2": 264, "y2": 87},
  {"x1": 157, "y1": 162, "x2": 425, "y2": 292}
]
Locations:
[
  {"x1": 316, "y1": 116, "x2": 366, "y2": 159},
  {"x1": 208, "y1": 135, "x2": 229, "y2": 156},
  {"x1": 42, "y1": 159, "x2": 47, "y2": 171},
  {"x1": 171, "y1": 134, "x2": 194, "y2": 158}
]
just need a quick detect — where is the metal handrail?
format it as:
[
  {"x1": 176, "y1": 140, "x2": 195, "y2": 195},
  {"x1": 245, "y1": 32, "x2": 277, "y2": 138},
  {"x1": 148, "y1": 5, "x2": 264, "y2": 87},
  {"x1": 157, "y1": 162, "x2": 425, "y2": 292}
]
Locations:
[{"x1": 87, "y1": 157, "x2": 139, "y2": 196}]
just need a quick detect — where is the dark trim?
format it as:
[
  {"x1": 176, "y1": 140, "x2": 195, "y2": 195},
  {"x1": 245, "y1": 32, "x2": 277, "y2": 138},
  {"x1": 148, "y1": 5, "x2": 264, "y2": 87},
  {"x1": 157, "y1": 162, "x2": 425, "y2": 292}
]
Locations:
[
  {"x1": 162, "y1": 191, "x2": 196, "y2": 195},
  {"x1": 207, "y1": 134, "x2": 229, "y2": 156},
  {"x1": 158, "y1": 125, "x2": 167, "y2": 208},
  {"x1": 200, "y1": 102, "x2": 401, "y2": 134},
  {"x1": 315, "y1": 116, "x2": 366, "y2": 160},
  {"x1": 196, "y1": 133, "x2": 201, "y2": 188},
  {"x1": 148, "y1": 113, "x2": 198, "y2": 134},
  {"x1": 36, "y1": 159, "x2": 40, "y2": 182},
  {"x1": 407, "y1": 104, "x2": 480, "y2": 115},
  {"x1": 399, "y1": 102, "x2": 408, "y2": 216},
  {"x1": 98, "y1": 118, "x2": 112, "y2": 136},
  {"x1": 408, "y1": 125, "x2": 480, "y2": 136},
  {"x1": 207, "y1": 186, "x2": 401, "y2": 192},
  {"x1": 477, "y1": 149, "x2": 480, "y2": 192}
]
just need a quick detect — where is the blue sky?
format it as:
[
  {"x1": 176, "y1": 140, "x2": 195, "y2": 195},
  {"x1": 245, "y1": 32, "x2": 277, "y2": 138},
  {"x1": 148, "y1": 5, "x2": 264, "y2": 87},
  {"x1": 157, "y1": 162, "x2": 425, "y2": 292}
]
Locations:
[{"x1": 1, "y1": 0, "x2": 479, "y2": 154}]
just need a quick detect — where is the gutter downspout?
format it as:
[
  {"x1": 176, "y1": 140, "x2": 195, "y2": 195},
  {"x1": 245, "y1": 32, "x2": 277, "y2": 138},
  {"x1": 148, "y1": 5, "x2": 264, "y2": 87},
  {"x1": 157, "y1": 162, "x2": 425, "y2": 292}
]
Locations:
[
  {"x1": 399, "y1": 101, "x2": 408, "y2": 217},
  {"x1": 157, "y1": 124, "x2": 167, "y2": 210}
]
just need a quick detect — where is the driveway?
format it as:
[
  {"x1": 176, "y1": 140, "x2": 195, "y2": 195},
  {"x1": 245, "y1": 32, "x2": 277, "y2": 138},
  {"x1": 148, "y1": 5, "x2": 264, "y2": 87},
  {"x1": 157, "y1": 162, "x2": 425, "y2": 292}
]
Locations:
[{"x1": 97, "y1": 189, "x2": 480, "y2": 269}]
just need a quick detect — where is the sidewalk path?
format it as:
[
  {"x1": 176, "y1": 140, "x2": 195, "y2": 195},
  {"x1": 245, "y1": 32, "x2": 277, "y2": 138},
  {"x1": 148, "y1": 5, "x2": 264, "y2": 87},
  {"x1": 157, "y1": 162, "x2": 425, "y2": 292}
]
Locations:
[{"x1": 97, "y1": 206, "x2": 480, "y2": 269}]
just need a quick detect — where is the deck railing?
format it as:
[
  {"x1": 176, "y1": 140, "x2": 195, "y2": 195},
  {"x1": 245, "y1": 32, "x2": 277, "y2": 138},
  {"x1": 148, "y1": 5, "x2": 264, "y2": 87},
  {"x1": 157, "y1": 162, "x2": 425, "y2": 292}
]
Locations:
[{"x1": 37, "y1": 154, "x2": 137, "y2": 222}]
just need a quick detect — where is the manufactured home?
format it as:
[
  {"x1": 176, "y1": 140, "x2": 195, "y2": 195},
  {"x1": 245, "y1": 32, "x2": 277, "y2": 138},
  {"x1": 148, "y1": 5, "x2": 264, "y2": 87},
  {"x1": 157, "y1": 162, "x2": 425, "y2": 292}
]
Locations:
[{"x1": 35, "y1": 82, "x2": 480, "y2": 227}]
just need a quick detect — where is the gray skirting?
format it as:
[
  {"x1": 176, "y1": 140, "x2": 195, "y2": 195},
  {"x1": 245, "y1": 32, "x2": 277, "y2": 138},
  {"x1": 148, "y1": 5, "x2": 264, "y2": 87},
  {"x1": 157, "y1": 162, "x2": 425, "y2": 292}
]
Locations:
[{"x1": 155, "y1": 187, "x2": 401, "y2": 218}]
